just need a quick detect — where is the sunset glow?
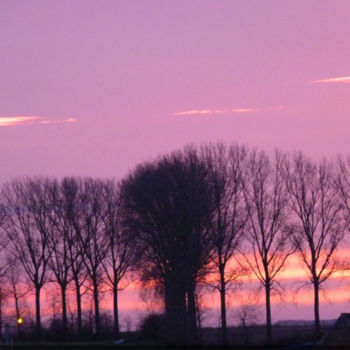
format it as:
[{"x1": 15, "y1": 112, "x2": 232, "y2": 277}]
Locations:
[{"x1": 1, "y1": 0, "x2": 350, "y2": 339}]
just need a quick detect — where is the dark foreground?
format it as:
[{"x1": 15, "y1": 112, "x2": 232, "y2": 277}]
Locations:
[{"x1": 1, "y1": 325, "x2": 344, "y2": 350}]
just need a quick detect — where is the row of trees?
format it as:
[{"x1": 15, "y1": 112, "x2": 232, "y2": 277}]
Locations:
[
  {"x1": 0, "y1": 143, "x2": 350, "y2": 344},
  {"x1": 0, "y1": 178, "x2": 134, "y2": 339}
]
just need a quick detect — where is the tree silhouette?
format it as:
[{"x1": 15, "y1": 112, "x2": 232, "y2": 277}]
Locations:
[
  {"x1": 59, "y1": 177, "x2": 87, "y2": 335},
  {"x1": 46, "y1": 179, "x2": 73, "y2": 335},
  {"x1": 1, "y1": 178, "x2": 54, "y2": 337},
  {"x1": 202, "y1": 143, "x2": 247, "y2": 344},
  {"x1": 101, "y1": 179, "x2": 135, "y2": 337},
  {"x1": 77, "y1": 178, "x2": 108, "y2": 337},
  {"x1": 120, "y1": 147, "x2": 214, "y2": 344},
  {"x1": 285, "y1": 153, "x2": 345, "y2": 337},
  {"x1": 241, "y1": 150, "x2": 292, "y2": 343}
]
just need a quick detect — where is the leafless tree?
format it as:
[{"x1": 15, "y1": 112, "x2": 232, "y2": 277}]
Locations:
[
  {"x1": 336, "y1": 155, "x2": 350, "y2": 229},
  {"x1": 241, "y1": 149, "x2": 292, "y2": 343},
  {"x1": 0, "y1": 258, "x2": 10, "y2": 336},
  {"x1": 100, "y1": 179, "x2": 135, "y2": 338},
  {"x1": 78, "y1": 178, "x2": 108, "y2": 337},
  {"x1": 234, "y1": 289, "x2": 262, "y2": 345},
  {"x1": 59, "y1": 177, "x2": 87, "y2": 334},
  {"x1": 284, "y1": 153, "x2": 346, "y2": 337},
  {"x1": 4, "y1": 256, "x2": 31, "y2": 330},
  {"x1": 201, "y1": 143, "x2": 247, "y2": 344},
  {"x1": 1, "y1": 178, "x2": 54, "y2": 337},
  {"x1": 46, "y1": 178, "x2": 75, "y2": 335}
]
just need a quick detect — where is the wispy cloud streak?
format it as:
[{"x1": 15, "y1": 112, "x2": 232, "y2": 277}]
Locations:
[
  {"x1": 310, "y1": 76, "x2": 350, "y2": 84},
  {"x1": 39, "y1": 118, "x2": 77, "y2": 125},
  {"x1": 0, "y1": 116, "x2": 40, "y2": 127},
  {"x1": 0, "y1": 116, "x2": 77, "y2": 127},
  {"x1": 172, "y1": 106, "x2": 283, "y2": 116}
]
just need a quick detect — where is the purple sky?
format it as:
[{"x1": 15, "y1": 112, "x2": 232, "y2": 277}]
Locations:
[
  {"x1": 1, "y1": 0, "x2": 350, "y2": 183},
  {"x1": 1, "y1": 0, "x2": 350, "y2": 322}
]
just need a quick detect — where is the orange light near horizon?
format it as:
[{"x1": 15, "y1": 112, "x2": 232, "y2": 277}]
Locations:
[{"x1": 17, "y1": 317, "x2": 23, "y2": 325}]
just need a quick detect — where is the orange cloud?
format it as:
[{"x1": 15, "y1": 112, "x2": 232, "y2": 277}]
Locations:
[
  {"x1": 0, "y1": 116, "x2": 77, "y2": 127},
  {"x1": 0, "y1": 116, "x2": 40, "y2": 127},
  {"x1": 310, "y1": 76, "x2": 350, "y2": 84},
  {"x1": 172, "y1": 106, "x2": 284, "y2": 116}
]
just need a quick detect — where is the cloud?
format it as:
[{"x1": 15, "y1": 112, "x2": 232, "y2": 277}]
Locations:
[
  {"x1": 0, "y1": 116, "x2": 40, "y2": 127},
  {"x1": 39, "y1": 118, "x2": 78, "y2": 125},
  {"x1": 310, "y1": 76, "x2": 350, "y2": 84},
  {"x1": 172, "y1": 106, "x2": 283, "y2": 116},
  {"x1": 173, "y1": 109, "x2": 225, "y2": 116},
  {"x1": 0, "y1": 116, "x2": 77, "y2": 127}
]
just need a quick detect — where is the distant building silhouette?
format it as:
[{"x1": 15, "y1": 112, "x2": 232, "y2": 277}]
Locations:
[{"x1": 319, "y1": 313, "x2": 350, "y2": 346}]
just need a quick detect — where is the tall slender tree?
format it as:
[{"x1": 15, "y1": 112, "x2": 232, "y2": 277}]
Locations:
[
  {"x1": 47, "y1": 179, "x2": 74, "y2": 335},
  {"x1": 336, "y1": 155, "x2": 350, "y2": 229},
  {"x1": 241, "y1": 150, "x2": 292, "y2": 343},
  {"x1": 78, "y1": 178, "x2": 108, "y2": 337},
  {"x1": 285, "y1": 153, "x2": 345, "y2": 337},
  {"x1": 202, "y1": 143, "x2": 247, "y2": 344},
  {"x1": 60, "y1": 177, "x2": 87, "y2": 334},
  {"x1": 101, "y1": 179, "x2": 135, "y2": 337}
]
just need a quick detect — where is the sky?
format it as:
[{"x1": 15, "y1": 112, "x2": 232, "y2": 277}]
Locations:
[
  {"x1": 1, "y1": 0, "x2": 350, "y2": 323},
  {"x1": 1, "y1": 0, "x2": 350, "y2": 184}
]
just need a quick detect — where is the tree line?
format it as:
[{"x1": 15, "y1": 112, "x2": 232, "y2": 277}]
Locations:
[{"x1": 0, "y1": 143, "x2": 350, "y2": 344}]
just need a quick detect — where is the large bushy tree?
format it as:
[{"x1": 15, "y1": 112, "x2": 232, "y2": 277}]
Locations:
[{"x1": 120, "y1": 147, "x2": 214, "y2": 344}]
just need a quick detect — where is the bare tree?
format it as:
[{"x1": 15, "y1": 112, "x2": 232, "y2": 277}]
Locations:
[
  {"x1": 4, "y1": 256, "x2": 31, "y2": 330},
  {"x1": 241, "y1": 150, "x2": 292, "y2": 343},
  {"x1": 285, "y1": 153, "x2": 345, "y2": 337},
  {"x1": 47, "y1": 179, "x2": 74, "y2": 335},
  {"x1": 336, "y1": 155, "x2": 350, "y2": 229},
  {"x1": 201, "y1": 143, "x2": 247, "y2": 344},
  {"x1": 59, "y1": 177, "x2": 87, "y2": 335},
  {"x1": 0, "y1": 258, "x2": 10, "y2": 336},
  {"x1": 78, "y1": 178, "x2": 108, "y2": 337},
  {"x1": 1, "y1": 178, "x2": 53, "y2": 337},
  {"x1": 100, "y1": 179, "x2": 135, "y2": 338},
  {"x1": 234, "y1": 289, "x2": 262, "y2": 345}
]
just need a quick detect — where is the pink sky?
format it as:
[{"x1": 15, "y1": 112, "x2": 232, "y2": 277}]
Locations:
[
  {"x1": 1, "y1": 0, "x2": 350, "y2": 183},
  {"x1": 1, "y1": 0, "x2": 350, "y2": 322}
]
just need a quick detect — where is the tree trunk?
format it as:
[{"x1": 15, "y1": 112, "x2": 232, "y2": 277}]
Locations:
[
  {"x1": 15, "y1": 294, "x2": 20, "y2": 319},
  {"x1": 219, "y1": 266, "x2": 228, "y2": 345},
  {"x1": 14, "y1": 292, "x2": 21, "y2": 334},
  {"x1": 0, "y1": 292, "x2": 2, "y2": 338},
  {"x1": 113, "y1": 284, "x2": 119, "y2": 338},
  {"x1": 61, "y1": 284, "x2": 68, "y2": 334},
  {"x1": 243, "y1": 319, "x2": 249, "y2": 345},
  {"x1": 265, "y1": 282, "x2": 272, "y2": 343},
  {"x1": 314, "y1": 282, "x2": 321, "y2": 338},
  {"x1": 187, "y1": 279, "x2": 198, "y2": 344},
  {"x1": 74, "y1": 279, "x2": 82, "y2": 334},
  {"x1": 35, "y1": 285, "x2": 42, "y2": 338},
  {"x1": 93, "y1": 279, "x2": 100, "y2": 337},
  {"x1": 164, "y1": 278, "x2": 187, "y2": 344}
]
